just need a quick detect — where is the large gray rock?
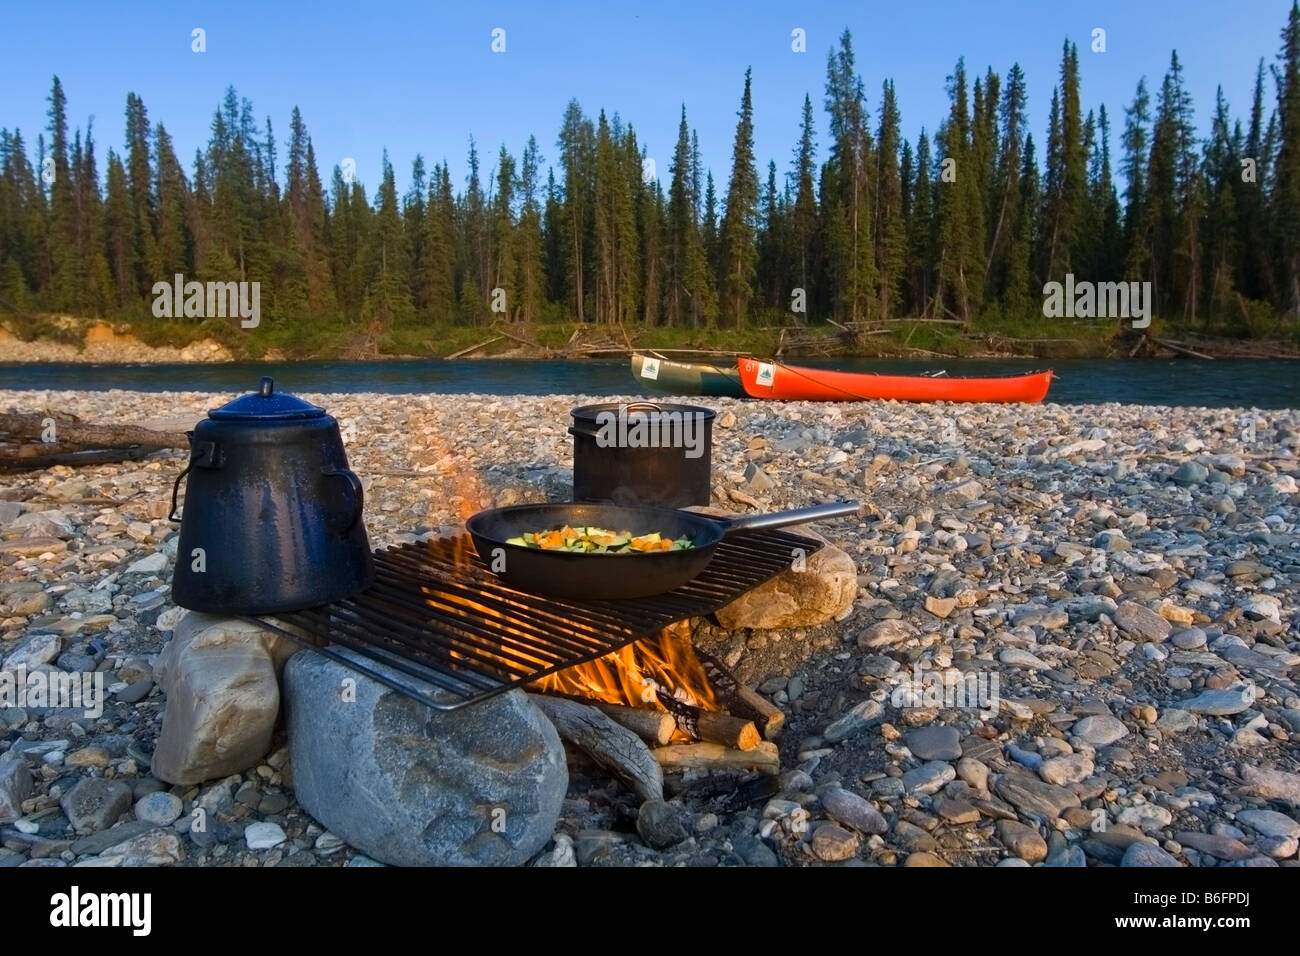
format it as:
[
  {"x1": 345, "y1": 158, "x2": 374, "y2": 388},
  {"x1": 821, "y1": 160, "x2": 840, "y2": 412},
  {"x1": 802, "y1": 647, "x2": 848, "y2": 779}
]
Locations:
[
  {"x1": 60, "y1": 778, "x2": 132, "y2": 833},
  {"x1": 151, "y1": 612, "x2": 298, "y2": 785},
  {"x1": 1113, "y1": 602, "x2": 1171, "y2": 642},
  {"x1": 95, "y1": 829, "x2": 185, "y2": 866},
  {"x1": 715, "y1": 532, "x2": 857, "y2": 629},
  {"x1": 1240, "y1": 764, "x2": 1300, "y2": 807},
  {"x1": 1072, "y1": 714, "x2": 1130, "y2": 746},
  {"x1": 904, "y1": 726, "x2": 961, "y2": 761},
  {"x1": 1235, "y1": 809, "x2": 1300, "y2": 840},
  {"x1": 2, "y1": 633, "x2": 62, "y2": 670},
  {"x1": 1181, "y1": 688, "x2": 1254, "y2": 716},
  {"x1": 0, "y1": 759, "x2": 33, "y2": 822},
  {"x1": 821, "y1": 787, "x2": 888, "y2": 834},
  {"x1": 993, "y1": 767, "x2": 1081, "y2": 820},
  {"x1": 285, "y1": 648, "x2": 567, "y2": 867},
  {"x1": 1122, "y1": 842, "x2": 1182, "y2": 867}
]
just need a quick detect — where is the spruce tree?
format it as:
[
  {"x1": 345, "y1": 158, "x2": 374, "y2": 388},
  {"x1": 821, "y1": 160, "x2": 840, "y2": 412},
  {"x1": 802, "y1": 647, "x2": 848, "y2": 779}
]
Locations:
[
  {"x1": 1240, "y1": 61, "x2": 1274, "y2": 302},
  {"x1": 934, "y1": 59, "x2": 984, "y2": 322},
  {"x1": 124, "y1": 92, "x2": 158, "y2": 296},
  {"x1": 875, "y1": 80, "x2": 906, "y2": 318},
  {"x1": 757, "y1": 160, "x2": 783, "y2": 310},
  {"x1": 1122, "y1": 78, "x2": 1152, "y2": 283},
  {"x1": 1004, "y1": 133, "x2": 1039, "y2": 316},
  {"x1": 1092, "y1": 105, "x2": 1123, "y2": 281},
  {"x1": 366, "y1": 150, "x2": 414, "y2": 328},
  {"x1": 987, "y1": 63, "x2": 1027, "y2": 304},
  {"x1": 103, "y1": 149, "x2": 134, "y2": 305},
  {"x1": 420, "y1": 162, "x2": 455, "y2": 322},
  {"x1": 76, "y1": 120, "x2": 113, "y2": 314},
  {"x1": 637, "y1": 170, "x2": 664, "y2": 325},
  {"x1": 154, "y1": 124, "x2": 191, "y2": 283},
  {"x1": 907, "y1": 130, "x2": 935, "y2": 314},
  {"x1": 557, "y1": 101, "x2": 594, "y2": 322},
  {"x1": 615, "y1": 122, "x2": 642, "y2": 325},
  {"x1": 666, "y1": 106, "x2": 694, "y2": 326},
  {"x1": 790, "y1": 94, "x2": 818, "y2": 312},
  {"x1": 720, "y1": 68, "x2": 759, "y2": 328},
  {"x1": 517, "y1": 135, "x2": 545, "y2": 323},
  {"x1": 46, "y1": 76, "x2": 79, "y2": 310},
  {"x1": 1203, "y1": 87, "x2": 1241, "y2": 324},
  {"x1": 593, "y1": 111, "x2": 618, "y2": 324},
  {"x1": 492, "y1": 144, "x2": 518, "y2": 321},
  {"x1": 824, "y1": 30, "x2": 877, "y2": 322},
  {"x1": 462, "y1": 137, "x2": 489, "y2": 320},
  {"x1": 405, "y1": 154, "x2": 428, "y2": 313},
  {"x1": 542, "y1": 168, "x2": 565, "y2": 304},
  {"x1": 1274, "y1": 0, "x2": 1300, "y2": 315}
]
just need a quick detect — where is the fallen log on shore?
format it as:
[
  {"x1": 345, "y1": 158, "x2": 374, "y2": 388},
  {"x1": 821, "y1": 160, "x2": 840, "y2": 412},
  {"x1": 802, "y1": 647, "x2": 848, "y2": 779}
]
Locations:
[{"x1": 0, "y1": 410, "x2": 187, "y2": 470}]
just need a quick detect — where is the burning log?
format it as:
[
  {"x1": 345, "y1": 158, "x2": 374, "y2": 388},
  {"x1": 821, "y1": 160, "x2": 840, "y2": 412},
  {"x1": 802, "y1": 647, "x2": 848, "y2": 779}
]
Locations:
[
  {"x1": 651, "y1": 741, "x2": 780, "y2": 775},
  {"x1": 527, "y1": 695, "x2": 664, "y2": 802},
  {"x1": 690, "y1": 711, "x2": 760, "y2": 751},
  {"x1": 590, "y1": 702, "x2": 675, "y2": 746},
  {"x1": 696, "y1": 649, "x2": 787, "y2": 740},
  {"x1": 723, "y1": 686, "x2": 785, "y2": 740},
  {"x1": 655, "y1": 689, "x2": 760, "y2": 751}
]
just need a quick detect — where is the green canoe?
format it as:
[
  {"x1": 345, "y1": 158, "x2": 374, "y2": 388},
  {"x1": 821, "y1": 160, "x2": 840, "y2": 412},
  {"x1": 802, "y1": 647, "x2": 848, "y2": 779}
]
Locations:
[{"x1": 630, "y1": 353, "x2": 746, "y2": 397}]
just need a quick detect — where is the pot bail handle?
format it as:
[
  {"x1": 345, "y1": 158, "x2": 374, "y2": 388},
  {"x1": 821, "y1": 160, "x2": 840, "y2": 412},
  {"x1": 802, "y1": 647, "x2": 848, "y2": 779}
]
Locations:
[{"x1": 569, "y1": 401, "x2": 665, "y2": 439}]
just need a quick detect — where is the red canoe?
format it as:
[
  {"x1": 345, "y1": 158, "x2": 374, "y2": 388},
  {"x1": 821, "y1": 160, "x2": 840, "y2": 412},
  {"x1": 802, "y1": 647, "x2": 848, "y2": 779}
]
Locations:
[{"x1": 736, "y1": 358, "x2": 1053, "y2": 403}]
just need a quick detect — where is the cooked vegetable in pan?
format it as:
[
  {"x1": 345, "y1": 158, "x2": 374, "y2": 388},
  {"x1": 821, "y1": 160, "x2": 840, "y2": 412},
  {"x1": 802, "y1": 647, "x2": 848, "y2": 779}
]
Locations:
[{"x1": 504, "y1": 526, "x2": 694, "y2": 553}]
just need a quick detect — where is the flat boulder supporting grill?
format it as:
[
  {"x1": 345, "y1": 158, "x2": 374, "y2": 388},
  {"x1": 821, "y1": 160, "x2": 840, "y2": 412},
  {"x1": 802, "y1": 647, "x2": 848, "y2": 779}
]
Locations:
[{"x1": 253, "y1": 528, "x2": 824, "y2": 710}]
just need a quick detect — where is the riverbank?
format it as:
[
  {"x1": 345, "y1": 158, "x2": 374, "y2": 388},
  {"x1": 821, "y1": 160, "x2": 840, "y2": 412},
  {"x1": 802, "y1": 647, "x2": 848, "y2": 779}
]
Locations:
[
  {"x1": 0, "y1": 389, "x2": 1296, "y2": 867},
  {"x1": 5, "y1": 313, "x2": 1299, "y2": 364}
]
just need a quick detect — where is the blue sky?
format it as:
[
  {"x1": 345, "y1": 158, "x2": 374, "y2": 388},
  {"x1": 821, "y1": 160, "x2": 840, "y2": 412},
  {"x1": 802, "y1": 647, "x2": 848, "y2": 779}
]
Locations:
[{"x1": 3, "y1": 0, "x2": 1291, "y2": 197}]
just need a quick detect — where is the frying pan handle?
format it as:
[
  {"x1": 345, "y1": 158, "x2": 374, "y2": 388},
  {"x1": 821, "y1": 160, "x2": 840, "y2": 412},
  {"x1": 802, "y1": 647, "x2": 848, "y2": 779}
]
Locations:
[{"x1": 723, "y1": 500, "x2": 861, "y2": 534}]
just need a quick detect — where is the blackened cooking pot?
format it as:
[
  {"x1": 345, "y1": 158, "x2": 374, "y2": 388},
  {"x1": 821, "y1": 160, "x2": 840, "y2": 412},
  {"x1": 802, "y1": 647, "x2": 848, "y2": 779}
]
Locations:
[
  {"x1": 570, "y1": 401, "x2": 715, "y2": 508},
  {"x1": 169, "y1": 377, "x2": 374, "y2": 614}
]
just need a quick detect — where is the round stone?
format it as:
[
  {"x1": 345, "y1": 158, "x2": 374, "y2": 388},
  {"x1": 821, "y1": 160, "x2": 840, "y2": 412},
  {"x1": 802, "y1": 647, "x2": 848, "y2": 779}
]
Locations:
[{"x1": 134, "y1": 791, "x2": 184, "y2": 826}]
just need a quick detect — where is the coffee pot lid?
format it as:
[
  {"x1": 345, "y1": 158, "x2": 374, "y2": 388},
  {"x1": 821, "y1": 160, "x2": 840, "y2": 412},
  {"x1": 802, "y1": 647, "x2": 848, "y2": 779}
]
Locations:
[{"x1": 208, "y1": 377, "x2": 326, "y2": 421}]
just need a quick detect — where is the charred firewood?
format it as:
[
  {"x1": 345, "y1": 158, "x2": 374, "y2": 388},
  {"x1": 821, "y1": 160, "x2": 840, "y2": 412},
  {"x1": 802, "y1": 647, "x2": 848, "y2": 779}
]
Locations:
[
  {"x1": 528, "y1": 694, "x2": 664, "y2": 801},
  {"x1": 590, "y1": 702, "x2": 676, "y2": 746},
  {"x1": 694, "y1": 648, "x2": 787, "y2": 740},
  {"x1": 655, "y1": 689, "x2": 761, "y2": 751},
  {"x1": 651, "y1": 741, "x2": 780, "y2": 775}
]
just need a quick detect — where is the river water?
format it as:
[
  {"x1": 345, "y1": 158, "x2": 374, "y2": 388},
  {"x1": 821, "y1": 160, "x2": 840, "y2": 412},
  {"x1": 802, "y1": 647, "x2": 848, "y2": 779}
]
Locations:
[{"x1": 0, "y1": 357, "x2": 1296, "y2": 407}]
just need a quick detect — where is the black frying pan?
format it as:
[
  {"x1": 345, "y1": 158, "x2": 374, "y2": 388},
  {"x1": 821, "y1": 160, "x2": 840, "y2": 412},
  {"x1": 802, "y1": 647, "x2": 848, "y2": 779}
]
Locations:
[{"x1": 465, "y1": 500, "x2": 860, "y2": 600}]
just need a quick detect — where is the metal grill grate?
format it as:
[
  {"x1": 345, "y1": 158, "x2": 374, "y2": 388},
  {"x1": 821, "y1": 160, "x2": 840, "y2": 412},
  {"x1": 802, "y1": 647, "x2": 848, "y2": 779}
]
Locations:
[{"x1": 252, "y1": 529, "x2": 821, "y2": 710}]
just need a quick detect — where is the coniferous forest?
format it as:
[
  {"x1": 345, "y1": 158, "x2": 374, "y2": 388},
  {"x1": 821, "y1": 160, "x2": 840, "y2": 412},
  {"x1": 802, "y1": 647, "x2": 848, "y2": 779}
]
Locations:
[{"x1": 2, "y1": 6, "x2": 1299, "y2": 355}]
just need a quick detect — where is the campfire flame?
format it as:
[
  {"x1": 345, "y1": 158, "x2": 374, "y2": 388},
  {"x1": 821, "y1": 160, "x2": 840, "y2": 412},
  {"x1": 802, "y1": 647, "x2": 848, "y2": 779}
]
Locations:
[{"x1": 529, "y1": 621, "x2": 719, "y2": 713}]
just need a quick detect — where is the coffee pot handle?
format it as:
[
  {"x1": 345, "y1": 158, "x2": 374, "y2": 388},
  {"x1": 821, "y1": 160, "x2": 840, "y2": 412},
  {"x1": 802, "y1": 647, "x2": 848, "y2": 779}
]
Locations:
[
  {"x1": 168, "y1": 460, "x2": 193, "y2": 522},
  {"x1": 322, "y1": 466, "x2": 365, "y2": 533},
  {"x1": 168, "y1": 437, "x2": 221, "y2": 522}
]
